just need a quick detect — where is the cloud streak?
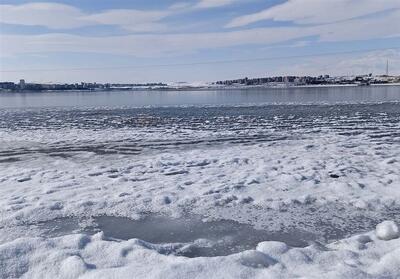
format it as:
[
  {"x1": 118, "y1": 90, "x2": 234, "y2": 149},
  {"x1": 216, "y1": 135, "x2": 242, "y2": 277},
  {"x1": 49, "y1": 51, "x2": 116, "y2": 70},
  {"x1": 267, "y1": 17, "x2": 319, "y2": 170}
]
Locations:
[
  {"x1": 0, "y1": 3, "x2": 90, "y2": 29},
  {"x1": 1, "y1": 8, "x2": 399, "y2": 58},
  {"x1": 195, "y1": 0, "x2": 236, "y2": 8},
  {"x1": 0, "y1": 2, "x2": 176, "y2": 32},
  {"x1": 226, "y1": 0, "x2": 400, "y2": 28},
  {"x1": 83, "y1": 9, "x2": 169, "y2": 32},
  {"x1": 0, "y1": 1, "x2": 240, "y2": 32}
]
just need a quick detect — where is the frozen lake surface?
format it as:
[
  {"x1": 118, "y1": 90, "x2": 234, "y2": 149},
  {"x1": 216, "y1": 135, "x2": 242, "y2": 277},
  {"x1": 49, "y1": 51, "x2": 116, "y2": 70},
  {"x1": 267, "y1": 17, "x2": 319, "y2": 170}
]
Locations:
[{"x1": 1, "y1": 87, "x2": 400, "y2": 278}]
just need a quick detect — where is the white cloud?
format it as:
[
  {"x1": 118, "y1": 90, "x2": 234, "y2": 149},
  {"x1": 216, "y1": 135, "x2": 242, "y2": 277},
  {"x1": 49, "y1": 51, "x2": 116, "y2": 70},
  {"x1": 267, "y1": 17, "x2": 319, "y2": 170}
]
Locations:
[
  {"x1": 195, "y1": 0, "x2": 236, "y2": 8},
  {"x1": 0, "y1": 27, "x2": 309, "y2": 58},
  {"x1": 226, "y1": 0, "x2": 400, "y2": 28},
  {"x1": 168, "y1": 2, "x2": 193, "y2": 10},
  {"x1": 0, "y1": 3, "x2": 90, "y2": 29},
  {"x1": 3, "y1": 1, "x2": 398, "y2": 83},
  {"x1": 1, "y1": 7, "x2": 399, "y2": 59},
  {"x1": 315, "y1": 9, "x2": 400, "y2": 42},
  {"x1": 83, "y1": 9, "x2": 169, "y2": 32},
  {"x1": 0, "y1": 2, "x2": 171, "y2": 32},
  {"x1": 0, "y1": 1, "x2": 239, "y2": 32}
]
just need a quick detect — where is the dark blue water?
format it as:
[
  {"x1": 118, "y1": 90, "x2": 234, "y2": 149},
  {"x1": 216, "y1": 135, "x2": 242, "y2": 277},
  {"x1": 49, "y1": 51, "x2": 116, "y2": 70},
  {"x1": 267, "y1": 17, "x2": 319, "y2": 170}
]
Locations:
[{"x1": 0, "y1": 86, "x2": 399, "y2": 109}]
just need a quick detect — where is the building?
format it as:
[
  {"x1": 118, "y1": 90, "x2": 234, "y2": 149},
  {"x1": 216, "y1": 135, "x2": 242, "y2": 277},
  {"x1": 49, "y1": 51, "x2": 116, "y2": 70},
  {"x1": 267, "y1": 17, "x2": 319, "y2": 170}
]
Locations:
[
  {"x1": 0, "y1": 82, "x2": 16, "y2": 90},
  {"x1": 19, "y1": 79, "x2": 26, "y2": 90}
]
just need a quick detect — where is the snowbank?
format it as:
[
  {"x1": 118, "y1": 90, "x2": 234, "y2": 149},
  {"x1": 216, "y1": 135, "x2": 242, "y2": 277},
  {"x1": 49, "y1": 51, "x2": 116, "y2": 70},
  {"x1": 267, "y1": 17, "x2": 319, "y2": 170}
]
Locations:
[
  {"x1": 376, "y1": 221, "x2": 399, "y2": 241},
  {"x1": 1, "y1": 222, "x2": 399, "y2": 279}
]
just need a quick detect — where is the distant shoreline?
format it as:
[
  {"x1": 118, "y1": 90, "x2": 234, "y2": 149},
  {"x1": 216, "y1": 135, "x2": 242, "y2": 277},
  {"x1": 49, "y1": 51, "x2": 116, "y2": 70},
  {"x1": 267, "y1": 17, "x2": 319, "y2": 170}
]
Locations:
[
  {"x1": 1, "y1": 82, "x2": 400, "y2": 93},
  {"x1": 208, "y1": 82, "x2": 400, "y2": 90}
]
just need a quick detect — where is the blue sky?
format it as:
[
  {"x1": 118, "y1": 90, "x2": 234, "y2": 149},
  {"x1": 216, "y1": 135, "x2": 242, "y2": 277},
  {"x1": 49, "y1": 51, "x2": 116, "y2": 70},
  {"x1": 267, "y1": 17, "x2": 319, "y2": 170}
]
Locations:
[{"x1": 0, "y1": 0, "x2": 400, "y2": 83}]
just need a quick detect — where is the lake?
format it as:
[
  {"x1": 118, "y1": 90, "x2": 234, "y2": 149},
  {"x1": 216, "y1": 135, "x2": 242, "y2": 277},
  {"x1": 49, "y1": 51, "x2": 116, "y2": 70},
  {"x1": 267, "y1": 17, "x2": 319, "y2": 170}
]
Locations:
[{"x1": 1, "y1": 85, "x2": 399, "y2": 109}]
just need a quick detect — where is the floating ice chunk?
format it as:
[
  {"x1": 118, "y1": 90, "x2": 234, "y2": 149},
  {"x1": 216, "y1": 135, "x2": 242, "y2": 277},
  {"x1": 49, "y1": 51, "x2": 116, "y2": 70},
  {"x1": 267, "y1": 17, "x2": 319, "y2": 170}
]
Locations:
[
  {"x1": 353, "y1": 200, "x2": 369, "y2": 209},
  {"x1": 164, "y1": 169, "x2": 188, "y2": 176},
  {"x1": 376, "y1": 221, "x2": 399, "y2": 241},
  {"x1": 296, "y1": 194, "x2": 315, "y2": 205},
  {"x1": 239, "y1": 196, "x2": 254, "y2": 204},
  {"x1": 370, "y1": 248, "x2": 400, "y2": 276},
  {"x1": 156, "y1": 196, "x2": 172, "y2": 205},
  {"x1": 256, "y1": 241, "x2": 289, "y2": 259},
  {"x1": 49, "y1": 201, "x2": 63, "y2": 210},
  {"x1": 268, "y1": 200, "x2": 282, "y2": 210},
  {"x1": 60, "y1": 255, "x2": 88, "y2": 278},
  {"x1": 17, "y1": 177, "x2": 31, "y2": 183},
  {"x1": 187, "y1": 160, "x2": 210, "y2": 167},
  {"x1": 385, "y1": 158, "x2": 397, "y2": 164},
  {"x1": 246, "y1": 178, "x2": 260, "y2": 185},
  {"x1": 355, "y1": 234, "x2": 372, "y2": 244},
  {"x1": 214, "y1": 195, "x2": 238, "y2": 206},
  {"x1": 239, "y1": 250, "x2": 277, "y2": 268},
  {"x1": 92, "y1": 231, "x2": 105, "y2": 241},
  {"x1": 281, "y1": 248, "x2": 312, "y2": 265}
]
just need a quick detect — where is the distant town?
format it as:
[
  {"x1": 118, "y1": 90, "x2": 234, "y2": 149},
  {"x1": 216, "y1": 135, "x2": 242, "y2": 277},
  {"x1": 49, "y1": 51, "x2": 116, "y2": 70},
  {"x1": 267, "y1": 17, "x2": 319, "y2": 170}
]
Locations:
[
  {"x1": 1, "y1": 73, "x2": 399, "y2": 92},
  {"x1": 214, "y1": 73, "x2": 400, "y2": 88},
  {"x1": 0, "y1": 80, "x2": 169, "y2": 92}
]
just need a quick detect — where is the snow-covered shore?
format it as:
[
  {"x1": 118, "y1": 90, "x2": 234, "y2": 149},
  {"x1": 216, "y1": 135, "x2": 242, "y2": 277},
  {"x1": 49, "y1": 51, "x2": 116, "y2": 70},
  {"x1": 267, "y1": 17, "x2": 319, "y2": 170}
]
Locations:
[
  {"x1": 1, "y1": 102, "x2": 400, "y2": 278},
  {"x1": 1, "y1": 222, "x2": 400, "y2": 279}
]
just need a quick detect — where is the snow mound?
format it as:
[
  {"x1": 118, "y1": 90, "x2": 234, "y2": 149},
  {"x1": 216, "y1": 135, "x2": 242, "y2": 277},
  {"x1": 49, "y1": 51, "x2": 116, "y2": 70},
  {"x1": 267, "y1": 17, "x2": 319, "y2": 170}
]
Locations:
[
  {"x1": 2, "y1": 225, "x2": 400, "y2": 278},
  {"x1": 376, "y1": 221, "x2": 399, "y2": 241},
  {"x1": 256, "y1": 241, "x2": 289, "y2": 259},
  {"x1": 239, "y1": 250, "x2": 277, "y2": 268}
]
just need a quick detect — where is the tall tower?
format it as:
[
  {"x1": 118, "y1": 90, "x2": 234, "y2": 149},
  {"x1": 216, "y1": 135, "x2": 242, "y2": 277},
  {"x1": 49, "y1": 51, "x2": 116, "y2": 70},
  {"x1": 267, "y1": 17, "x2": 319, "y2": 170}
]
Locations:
[{"x1": 386, "y1": 59, "x2": 389, "y2": 76}]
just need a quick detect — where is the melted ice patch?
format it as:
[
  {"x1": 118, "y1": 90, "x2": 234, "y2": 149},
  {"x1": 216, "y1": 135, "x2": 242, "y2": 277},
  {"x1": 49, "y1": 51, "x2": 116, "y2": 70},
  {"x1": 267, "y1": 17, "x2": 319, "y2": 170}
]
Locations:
[{"x1": 34, "y1": 215, "x2": 315, "y2": 257}]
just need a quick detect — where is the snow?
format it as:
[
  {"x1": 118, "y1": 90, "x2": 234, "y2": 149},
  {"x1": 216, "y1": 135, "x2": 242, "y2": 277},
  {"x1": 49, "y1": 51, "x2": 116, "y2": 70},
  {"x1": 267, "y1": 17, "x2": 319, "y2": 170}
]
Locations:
[
  {"x1": 1, "y1": 229, "x2": 400, "y2": 278},
  {"x1": 376, "y1": 221, "x2": 400, "y2": 241},
  {"x1": 256, "y1": 241, "x2": 289, "y2": 258},
  {"x1": 1, "y1": 103, "x2": 400, "y2": 277},
  {"x1": 1, "y1": 127, "x2": 399, "y2": 239}
]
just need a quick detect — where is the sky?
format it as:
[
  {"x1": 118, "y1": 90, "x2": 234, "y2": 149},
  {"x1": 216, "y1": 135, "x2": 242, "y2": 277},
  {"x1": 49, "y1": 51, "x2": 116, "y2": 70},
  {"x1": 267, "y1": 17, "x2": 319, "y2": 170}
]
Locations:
[{"x1": 0, "y1": 0, "x2": 400, "y2": 83}]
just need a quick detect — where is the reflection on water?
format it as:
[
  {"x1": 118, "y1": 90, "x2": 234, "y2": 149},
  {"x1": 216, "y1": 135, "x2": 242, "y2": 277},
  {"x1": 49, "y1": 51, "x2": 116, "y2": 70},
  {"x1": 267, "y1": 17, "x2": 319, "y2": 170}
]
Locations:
[
  {"x1": 36, "y1": 215, "x2": 315, "y2": 257},
  {"x1": 1, "y1": 86, "x2": 400, "y2": 108},
  {"x1": 94, "y1": 216, "x2": 315, "y2": 257}
]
